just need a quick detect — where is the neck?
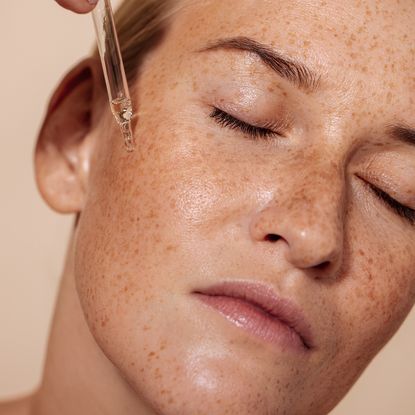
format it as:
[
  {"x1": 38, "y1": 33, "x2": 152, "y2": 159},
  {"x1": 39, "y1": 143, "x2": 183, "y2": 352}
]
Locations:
[{"x1": 31, "y1": 231, "x2": 155, "y2": 415}]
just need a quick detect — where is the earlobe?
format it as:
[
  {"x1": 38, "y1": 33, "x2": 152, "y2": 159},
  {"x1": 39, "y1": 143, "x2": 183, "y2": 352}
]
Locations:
[{"x1": 35, "y1": 57, "x2": 104, "y2": 214}]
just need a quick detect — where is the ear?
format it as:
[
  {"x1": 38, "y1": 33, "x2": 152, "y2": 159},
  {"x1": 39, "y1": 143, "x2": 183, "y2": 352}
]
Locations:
[{"x1": 35, "y1": 57, "x2": 105, "y2": 213}]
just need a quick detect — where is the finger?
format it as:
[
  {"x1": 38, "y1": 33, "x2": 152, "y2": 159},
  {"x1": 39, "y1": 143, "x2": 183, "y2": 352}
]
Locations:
[{"x1": 54, "y1": 0, "x2": 97, "y2": 14}]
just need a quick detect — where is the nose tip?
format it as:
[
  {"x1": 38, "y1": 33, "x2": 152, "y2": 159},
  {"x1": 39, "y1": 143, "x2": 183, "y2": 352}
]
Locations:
[
  {"x1": 284, "y1": 227, "x2": 342, "y2": 275},
  {"x1": 250, "y1": 208, "x2": 344, "y2": 280}
]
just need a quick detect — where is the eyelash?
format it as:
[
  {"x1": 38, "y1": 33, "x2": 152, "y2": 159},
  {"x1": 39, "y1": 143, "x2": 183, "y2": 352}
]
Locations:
[
  {"x1": 366, "y1": 182, "x2": 415, "y2": 226},
  {"x1": 210, "y1": 107, "x2": 280, "y2": 140},
  {"x1": 210, "y1": 107, "x2": 415, "y2": 226}
]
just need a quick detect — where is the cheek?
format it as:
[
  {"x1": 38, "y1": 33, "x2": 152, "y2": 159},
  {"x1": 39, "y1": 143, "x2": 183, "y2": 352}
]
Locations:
[
  {"x1": 73, "y1": 131, "x2": 209, "y2": 412},
  {"x1": 337, "y1": 233, "x2": 415, "y2": 361},
  {"x1": 303, "y1": 230, "x2": 415, "y2": 412}
]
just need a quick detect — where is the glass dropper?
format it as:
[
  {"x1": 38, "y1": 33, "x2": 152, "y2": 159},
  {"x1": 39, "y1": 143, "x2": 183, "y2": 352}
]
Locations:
[{"x1": 92, "y1": 0, "x2": 135, "y2": 152}]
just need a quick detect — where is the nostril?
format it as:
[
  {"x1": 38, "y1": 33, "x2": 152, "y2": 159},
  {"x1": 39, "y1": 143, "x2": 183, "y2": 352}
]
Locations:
[
  {"x1": 265, "y1": 234, "x2": 281, "y2": 242},
  {"x1": 315, "y1": 261, "x2": 331, "y2": 271}
]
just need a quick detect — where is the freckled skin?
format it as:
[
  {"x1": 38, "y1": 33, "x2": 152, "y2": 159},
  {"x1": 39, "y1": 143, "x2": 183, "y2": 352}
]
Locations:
[
  {"x1": 70, "y1": 1, "x2": 415, "y2": 413},
  {"x1": 7, "y1": 1, "x2": 415, "y2": 415}
]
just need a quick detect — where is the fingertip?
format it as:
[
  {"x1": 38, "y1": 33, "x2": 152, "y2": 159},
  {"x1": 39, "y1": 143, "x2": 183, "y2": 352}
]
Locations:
[{"x1": 55, "y1": 0, "x2": 97, "y2": 14}]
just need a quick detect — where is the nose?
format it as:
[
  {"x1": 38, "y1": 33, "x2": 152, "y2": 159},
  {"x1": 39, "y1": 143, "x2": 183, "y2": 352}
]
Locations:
[{"x1": 249, "y1": 172, "x2": 345, "y2": 280}]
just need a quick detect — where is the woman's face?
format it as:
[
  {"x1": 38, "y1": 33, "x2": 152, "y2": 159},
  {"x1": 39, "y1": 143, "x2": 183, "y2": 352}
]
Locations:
[{"x1": 74, "y1": 0, "x2": 415, "y2": 414}]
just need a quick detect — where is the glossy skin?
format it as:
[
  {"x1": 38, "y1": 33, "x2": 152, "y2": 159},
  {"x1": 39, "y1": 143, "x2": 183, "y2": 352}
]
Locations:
[{"x1": 8, "y1": 0, "x2": 415, "y2": 414}]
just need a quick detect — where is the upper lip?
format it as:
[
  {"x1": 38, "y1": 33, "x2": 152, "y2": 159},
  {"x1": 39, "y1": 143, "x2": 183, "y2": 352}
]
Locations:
[{"x1": 193, "y1": 281, "x2": 314, "y2": 350}]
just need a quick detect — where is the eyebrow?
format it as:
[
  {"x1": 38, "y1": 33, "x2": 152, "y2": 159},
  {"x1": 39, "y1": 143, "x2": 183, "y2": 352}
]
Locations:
[
  {"x1": 387, "y1": 124, "x2": 415, "y2": 148},
  {"x1": 198, "y1": 36, "x2": 321, "y2": 93}
]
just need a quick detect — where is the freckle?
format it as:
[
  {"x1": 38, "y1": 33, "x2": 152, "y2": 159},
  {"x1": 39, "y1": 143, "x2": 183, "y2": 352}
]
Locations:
[{"x1": 148, "y1": 351, "x2": 156, "y2": 358}]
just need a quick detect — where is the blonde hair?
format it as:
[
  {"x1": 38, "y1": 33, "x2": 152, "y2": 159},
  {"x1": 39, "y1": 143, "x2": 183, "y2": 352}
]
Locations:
[{"x1": 112, "y1": 0, "x2": 174, "y2": 83}]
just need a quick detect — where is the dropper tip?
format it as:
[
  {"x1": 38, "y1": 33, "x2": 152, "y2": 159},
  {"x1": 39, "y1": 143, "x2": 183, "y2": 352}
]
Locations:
[{"x1": 123, "y1": 131, "x2": 136, "y2": 152}]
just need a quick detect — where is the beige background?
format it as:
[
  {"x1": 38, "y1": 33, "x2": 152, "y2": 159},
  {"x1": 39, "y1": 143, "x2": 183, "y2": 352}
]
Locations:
[{"x1": 0, "y1": 2, "x2": 414, "y2": 414}]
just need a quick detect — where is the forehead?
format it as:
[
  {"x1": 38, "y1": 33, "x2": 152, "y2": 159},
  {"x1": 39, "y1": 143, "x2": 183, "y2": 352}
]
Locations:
[
  {"x1": 173, "y1": 0, "x2": 415, "y2": 61},
  {"x1": 164, "y1": 0, "x2": 415, "y2": 111}
]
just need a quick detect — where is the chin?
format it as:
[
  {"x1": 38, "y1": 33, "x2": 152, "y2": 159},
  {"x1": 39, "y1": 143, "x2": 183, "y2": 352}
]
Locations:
[{"x1": 115, "y1": 336, "x2": 313, "y2": 415}]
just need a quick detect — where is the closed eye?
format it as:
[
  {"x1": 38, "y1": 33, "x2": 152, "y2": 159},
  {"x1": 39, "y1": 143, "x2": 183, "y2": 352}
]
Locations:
[
  {"x1": 210, "y1": 107, "x2": 281, "y2": 140},
  {"x1": 367, "y1": 182, "x2": 415, "y2": 225}
]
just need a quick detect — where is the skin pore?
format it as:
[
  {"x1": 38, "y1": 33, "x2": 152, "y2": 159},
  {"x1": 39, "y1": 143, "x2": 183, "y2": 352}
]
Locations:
[{"x1": 2, "y1": 0, "x2": 415, "y2": 414}]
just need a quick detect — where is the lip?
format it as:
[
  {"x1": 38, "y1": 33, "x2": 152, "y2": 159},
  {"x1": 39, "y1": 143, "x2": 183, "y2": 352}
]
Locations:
[{"x1": 192, "y1": 281, "x2": 314, "y2": 352}]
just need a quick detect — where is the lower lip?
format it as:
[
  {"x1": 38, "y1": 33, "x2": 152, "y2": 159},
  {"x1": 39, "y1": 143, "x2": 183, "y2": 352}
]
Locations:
[{"x1": 193, "y1": 294, "x2": 307, "y2": 353}]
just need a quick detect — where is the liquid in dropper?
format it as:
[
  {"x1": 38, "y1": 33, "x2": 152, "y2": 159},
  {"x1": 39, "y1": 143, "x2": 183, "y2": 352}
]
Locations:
[{"x1": 111, "y1": 97, "x2": 135, "y2": 152}]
